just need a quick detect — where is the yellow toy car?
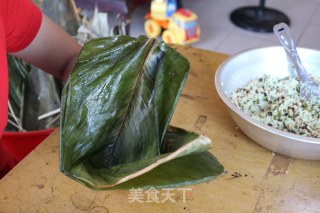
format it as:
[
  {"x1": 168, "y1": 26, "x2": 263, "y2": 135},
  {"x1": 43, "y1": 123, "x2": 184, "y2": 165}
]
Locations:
[{"x1": 144, "y1": 0, "x2": 200, "y2": 45}]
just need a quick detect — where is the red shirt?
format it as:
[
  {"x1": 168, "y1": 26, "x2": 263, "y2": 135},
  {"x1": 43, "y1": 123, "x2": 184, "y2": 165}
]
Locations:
[{"x1": 0, "y1": 0, "x2": 42, "y2": 174}]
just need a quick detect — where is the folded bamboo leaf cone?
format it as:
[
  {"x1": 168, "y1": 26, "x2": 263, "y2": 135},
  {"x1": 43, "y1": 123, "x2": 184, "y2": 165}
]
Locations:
[{"x1": 60, "y1": 35, "x2": 224, "y2": 190}]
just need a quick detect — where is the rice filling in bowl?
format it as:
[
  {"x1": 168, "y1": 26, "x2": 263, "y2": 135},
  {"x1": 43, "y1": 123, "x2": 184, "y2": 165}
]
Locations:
[{"x1": 230, "y1": 75, "x2": 320, "y2": 138}]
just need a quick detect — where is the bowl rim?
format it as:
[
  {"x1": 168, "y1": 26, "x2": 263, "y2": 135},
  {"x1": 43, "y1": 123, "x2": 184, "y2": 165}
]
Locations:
[{"x1": 214, "y1": 46, "x2": 320, "y2": 145}]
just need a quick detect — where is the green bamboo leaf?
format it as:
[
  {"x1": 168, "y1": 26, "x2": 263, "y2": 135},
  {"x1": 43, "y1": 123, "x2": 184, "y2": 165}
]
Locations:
[
  {"x1": 84, "y1": 127, "x2": 224, "y2": 190},
  {"x1": 7, "y1": 56, "x2": 29, "y2": 131},
  {"x1": 60, "y1": 35, "x2": 223, "y2": 189}
]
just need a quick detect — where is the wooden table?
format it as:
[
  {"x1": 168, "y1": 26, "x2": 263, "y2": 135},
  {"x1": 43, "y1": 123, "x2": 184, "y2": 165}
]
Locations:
[{"x1": 1, "y1": 46, "x2": 320, "y2": 213}]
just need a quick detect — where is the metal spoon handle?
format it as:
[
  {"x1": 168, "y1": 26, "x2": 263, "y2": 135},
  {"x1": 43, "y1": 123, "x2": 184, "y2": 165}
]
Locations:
[{"x1": 273, "y1": 23, "x2": 309, "y2": 82}]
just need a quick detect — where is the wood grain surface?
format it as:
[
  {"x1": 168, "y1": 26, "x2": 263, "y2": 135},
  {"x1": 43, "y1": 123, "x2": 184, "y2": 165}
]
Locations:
[{"x1": 1, "y1": 45, "x2": 320, "y2": 213}]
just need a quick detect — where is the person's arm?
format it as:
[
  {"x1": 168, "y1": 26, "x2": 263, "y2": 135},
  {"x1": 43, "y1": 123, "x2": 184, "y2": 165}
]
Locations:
[{"x1": 11, "y1": 14, "x2": 82, "y2": 81}]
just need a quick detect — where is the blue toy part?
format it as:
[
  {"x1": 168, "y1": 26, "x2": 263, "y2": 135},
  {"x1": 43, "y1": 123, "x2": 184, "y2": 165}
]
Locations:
[{"x1": 166, "y1": 0, "x2": 177, "y2": 18}]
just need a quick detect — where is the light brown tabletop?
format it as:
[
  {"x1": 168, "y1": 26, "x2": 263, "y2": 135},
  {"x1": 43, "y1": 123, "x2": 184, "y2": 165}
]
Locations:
[{"x1": 1, "y1": 45, "x2": 320, "y2": 213}]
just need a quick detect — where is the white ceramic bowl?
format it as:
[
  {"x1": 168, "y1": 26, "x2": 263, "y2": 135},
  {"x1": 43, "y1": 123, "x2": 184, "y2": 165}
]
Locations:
[{"x1": 215, "y1": 46, "x2": 320, "y2": 160}]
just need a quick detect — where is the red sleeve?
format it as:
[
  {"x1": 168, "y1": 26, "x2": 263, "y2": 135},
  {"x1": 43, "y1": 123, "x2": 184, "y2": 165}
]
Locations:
[{"x1": 4, "y1": 0, "x2": 42, "y2": 52}]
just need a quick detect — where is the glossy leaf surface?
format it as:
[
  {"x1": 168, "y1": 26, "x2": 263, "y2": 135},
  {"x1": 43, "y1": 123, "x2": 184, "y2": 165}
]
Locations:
[{"x1": 60, "y1": 36, "x2": 223, "y2": 189}]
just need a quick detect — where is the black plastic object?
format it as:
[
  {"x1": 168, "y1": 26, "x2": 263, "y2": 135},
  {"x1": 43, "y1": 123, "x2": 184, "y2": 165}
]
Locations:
[{"x1": 230, "y1": 0, "x2": 290, "y2": 33}]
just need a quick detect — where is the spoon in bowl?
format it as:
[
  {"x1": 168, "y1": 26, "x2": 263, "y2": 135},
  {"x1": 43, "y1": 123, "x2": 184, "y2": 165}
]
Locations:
[{"x1": 273, "y1": 22, "x2": 320, "y2": 101}]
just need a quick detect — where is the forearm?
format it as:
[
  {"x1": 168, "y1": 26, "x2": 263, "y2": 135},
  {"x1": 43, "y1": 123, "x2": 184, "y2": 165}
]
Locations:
[
  {"x1": 61, "y1": 53, "x2": 79, "y2": 81},
  {"x1": 11, "y1": 14, "x2": 82, "y2": 80}
]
